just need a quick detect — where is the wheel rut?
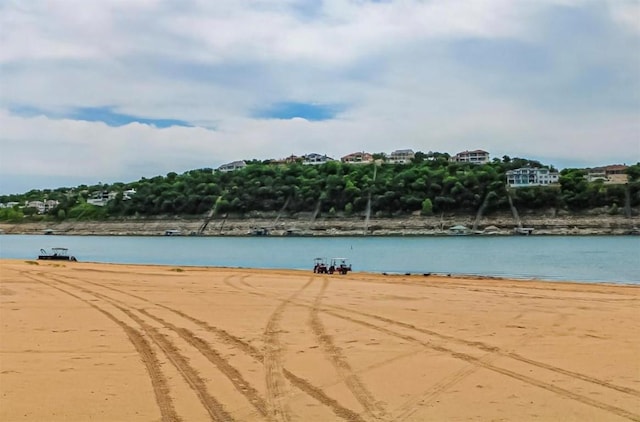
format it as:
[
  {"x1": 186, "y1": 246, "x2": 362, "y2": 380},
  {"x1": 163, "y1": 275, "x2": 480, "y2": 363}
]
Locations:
[
  {"x1": 24, "y1": 274, "x2": 181, "y2": 422},
  {"x1": 263, "y1": 277, "x2": 314, "y2": 422},
  {"x1": 37, "y1": 273, "x2": 235, "y2": 421},
  {"x1": 309, "y1": 278, "x2": 387, "y2": 420},
  {"x1": 235, "y1": 275, "x2": 640, "y2": 421},
  {"x1": 59, "y1": 271, "x2": 365, "y2": 421}
]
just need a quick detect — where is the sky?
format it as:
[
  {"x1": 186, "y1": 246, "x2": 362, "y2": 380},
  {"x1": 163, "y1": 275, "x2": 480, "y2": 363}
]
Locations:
[{"x1": 1, "y1": 0, "x2": 639, "y2": 194}]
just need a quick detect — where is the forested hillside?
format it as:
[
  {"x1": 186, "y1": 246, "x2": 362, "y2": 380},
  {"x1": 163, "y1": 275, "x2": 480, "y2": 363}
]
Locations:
[{"x1": 1, "y1": 156, "x2": 639, "y2": 222}]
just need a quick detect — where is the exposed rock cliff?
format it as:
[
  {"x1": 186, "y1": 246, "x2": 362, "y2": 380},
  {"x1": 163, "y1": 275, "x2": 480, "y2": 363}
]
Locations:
[{"x1": 1, "y1": 211, "x2": 638, "y2": 236}]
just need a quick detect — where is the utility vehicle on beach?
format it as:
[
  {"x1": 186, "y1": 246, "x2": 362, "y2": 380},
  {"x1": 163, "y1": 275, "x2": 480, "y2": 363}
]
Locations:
[
  {"x1": 314, "y1": 257, "x2": 352, "y2": 275},
  {"x1": 38, "y1": 248, "x2": 77, "y2": 261},
  {"x1": 313, "y1": 257, "x2": 328, "y2": 274}
]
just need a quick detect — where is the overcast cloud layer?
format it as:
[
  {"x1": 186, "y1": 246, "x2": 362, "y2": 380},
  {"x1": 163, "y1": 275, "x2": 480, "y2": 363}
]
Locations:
[{"x1": 1, "y1": 0, "x2": 639, "y2": 194}]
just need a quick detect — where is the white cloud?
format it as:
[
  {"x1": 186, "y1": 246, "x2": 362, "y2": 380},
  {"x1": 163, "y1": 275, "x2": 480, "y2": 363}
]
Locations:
[{"x1": 0, "y1": 0, "x2": 638, "y2": 193}]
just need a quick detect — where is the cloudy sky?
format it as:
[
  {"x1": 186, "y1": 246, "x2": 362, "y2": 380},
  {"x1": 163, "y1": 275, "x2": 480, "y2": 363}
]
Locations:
[{"x1": 1, "y1": 0, "x2": 639, "y2": 194}]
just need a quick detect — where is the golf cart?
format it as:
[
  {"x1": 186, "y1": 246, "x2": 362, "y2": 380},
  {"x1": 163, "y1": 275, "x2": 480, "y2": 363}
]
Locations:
[
  {"x1": 329, "y1": 258, "x2": 351, "y2": 275},
  {"x1": 313, "y1": 257, "x2": 328, "y2": 274}
]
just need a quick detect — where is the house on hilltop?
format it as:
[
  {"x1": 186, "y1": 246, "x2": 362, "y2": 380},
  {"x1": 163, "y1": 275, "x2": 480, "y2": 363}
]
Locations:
[
  {"x1": 302, "y1": 153, "x2": 334, "y2": 165},
  {"x1": 450, "y1": 150, "x2": 490, "y2": 165},
  {"x1": 388, "y1": 149, "x2": 415, "y2": 164},
  {"x1": 587, "y1": 164, "x2": 628, "y2": 184},
  {"x1": 217, "y1": 160, "x2": 247, "y2": 172},
  {"x1": 341, "y1": 151, "x2": 374, "y2": 164},
  {"x1": 506, "y1": 167, "x2": 559, "y2": 187}
]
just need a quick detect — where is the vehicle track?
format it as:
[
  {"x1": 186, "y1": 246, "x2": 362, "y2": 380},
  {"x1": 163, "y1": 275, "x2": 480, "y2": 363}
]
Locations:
[
  {"x1": 237, "y1": 275, "x2": 640, "y2": 421},
  {"x1": 319, "y1": 307, "x2": 640, "y2": 421},
  {"x1": 137, "y1": 308, "x2": 270, "y2": 419},
  {"x1": 309, "y1": 278, "x2": 387, "y2": 420},
  {"x1": 57, "y1": 272, "x2": 367, "y2": 422},
  {"x1": 263, "y1": 277, "x2": 314, "y2": 422},
  {"x1": 31, "y1": 272, "x2": 235, "y2": 421},
  {"x1": 23, "y1": 274, "x2": 181, "y2": 422},
  {"x1": 34, "y1": 267, "x2": 639, "y2": 420},
  {"x1": 240, "y1": 275, "x2": 640, "y2": 398}
]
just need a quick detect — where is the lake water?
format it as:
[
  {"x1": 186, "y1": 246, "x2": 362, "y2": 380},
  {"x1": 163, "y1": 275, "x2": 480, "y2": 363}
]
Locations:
[{"x1": 1, "y1": 235, "x2": 638, "y2": 284}]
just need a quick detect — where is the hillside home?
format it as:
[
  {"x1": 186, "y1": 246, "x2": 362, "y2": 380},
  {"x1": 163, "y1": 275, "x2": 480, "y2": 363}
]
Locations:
[
  {"x1": 388, "y1": 149, "x2": 415, "y2": 164},
  {"x1": 217, "y1": 160, "x2": 247, "y2": 172},
  {"x1": 506, "y1": 167, "x2": 559, "y2": 187},
  {"x1": 341, "y1": 151, "x2": 374, "y2": 164},
  {"x1": 0, "y1": 202, "x2": 20, "y2": 209},
  {"x1": 450, "y1": 150, "x2": 490, "y2": 165},
  {"x1": 587, "y1": 165, "x2": 628, "y2": 184},
  {"x1": 271, "y1": 155, "x2": 301, "y2": 165},
  {"x1": 302, "y1": 153, "x2": 334, "y2": 165},
  {"x1": 87, "y1": 191, "x2": 117, "y2": 207},
  {"x1": 25, "y1": 199, "x2": 60, "y2": 214}
]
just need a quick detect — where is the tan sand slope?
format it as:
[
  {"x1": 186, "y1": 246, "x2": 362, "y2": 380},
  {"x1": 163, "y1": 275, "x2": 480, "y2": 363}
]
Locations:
[{"x1": 1, "y1": 259, "x2": 639, "y2": 421}]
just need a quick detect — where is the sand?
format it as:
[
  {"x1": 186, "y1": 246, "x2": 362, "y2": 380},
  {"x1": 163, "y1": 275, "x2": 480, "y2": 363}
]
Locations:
[{"x1": 1, "y1": 259, "x2": 639, "y2": 421}]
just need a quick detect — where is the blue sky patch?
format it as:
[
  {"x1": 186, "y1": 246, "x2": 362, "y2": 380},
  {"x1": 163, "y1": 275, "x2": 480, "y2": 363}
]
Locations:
[
  {"x1": 8, "y1": 104, "x2": 191, "y2": 128},
  {"x1": 254, "y1": 102, "x2": 343, "y2": 121},
  {"x1": 70, "y1": 106, "x2": 191, "y2": 128}
]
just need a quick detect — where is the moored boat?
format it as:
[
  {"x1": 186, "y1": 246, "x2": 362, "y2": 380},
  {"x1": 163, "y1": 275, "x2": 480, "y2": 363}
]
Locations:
[{"x1": 38, "y1": 248, "x2": 77, "y2": 261}]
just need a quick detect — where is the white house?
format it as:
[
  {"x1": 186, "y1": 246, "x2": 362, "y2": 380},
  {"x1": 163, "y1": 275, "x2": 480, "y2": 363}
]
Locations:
[
  {"x1": 302, "y1": 153, "x2": 334, "y2": 165},
  {"x1": 388, "y1": 149, "x2": 415, "y2": 164},
  {"x1": 25, "y1": 199, "x2": 59, "y2": 214},
  {"x1": 217, "y1": 160, "x2": 247, "y2": 172},
  {"x1": 450, "y1": 150, "x2": 490, "y2": 165},
  {"x1": 506, "y1": 167, "x2": 559, "y2": 187},
  {"x1": 87, "y1": 191, "x2": 117, "y2": 207}
]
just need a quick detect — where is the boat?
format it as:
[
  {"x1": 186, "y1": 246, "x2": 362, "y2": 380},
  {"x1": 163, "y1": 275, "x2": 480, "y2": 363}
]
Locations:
[
  {"x1": 164, "y1": 229, "x2": 182, "y2": 236},
  {"x1": 448, "y1": 225, "x2": 471, "y2": 236},
  {"x1": 514, "y1": 227, "x2": 534, "y2": 236},
  {"x1": 249, "y1": 227, "x2": 270, "y2": 236},
  {"x1": 38, "y1": 248, "x2": 77, "y2": 261}
]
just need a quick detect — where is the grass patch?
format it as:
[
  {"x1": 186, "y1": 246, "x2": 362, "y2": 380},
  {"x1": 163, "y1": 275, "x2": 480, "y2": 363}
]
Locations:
[
  {"x1": 25, "y1": 260, "x2": 39, "y2": 265},
  {"x1": 170, "y1": 268, "x2": 185, "y2": 273}
]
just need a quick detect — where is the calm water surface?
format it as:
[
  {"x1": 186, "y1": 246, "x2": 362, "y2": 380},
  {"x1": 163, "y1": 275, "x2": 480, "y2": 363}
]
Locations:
[{"x1": 1, "y1": 235, "x2": 638, "y2": 284}]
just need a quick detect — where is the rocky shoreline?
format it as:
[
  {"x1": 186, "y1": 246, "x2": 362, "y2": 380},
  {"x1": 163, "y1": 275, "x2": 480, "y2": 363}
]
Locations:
[{"x1": 1, "y1": 212, "x2": 638, "y2": 236}]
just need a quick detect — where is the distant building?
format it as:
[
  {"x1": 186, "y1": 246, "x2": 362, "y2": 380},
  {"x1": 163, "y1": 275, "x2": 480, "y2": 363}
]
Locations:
[
  {"x1": 217, "y1": 160, "x2": 247, "y2": 172},
  {"x1": 0, "y1": 202, "x2": 20, "y2": 209},
  {"x1": 587, "y1": 165, "x2": 628, "y2": 184},
  {"x1": 450, "y1": 150, "x2": 490, "y2": 165},
  {"x1": 341, "y1": 151, "x2": 374, "y2": 164},
  {"x1": 87, "y1": 191, "x2": 117, "y2": 207},
  {"x1": 25, "y1": 199, "x2": 59, "y2": 214},
  {"x1": 302, "y1": 153, "x2": 334, "y2": 165},
  {"x1": 271, "y1": 155, "x2": 300, "y2": 165},
  {"x1": 506, "y1": 167, "x2": 559, "y2": 188},
  {"x1": 388, "y1": 149, "x2": 415, "y2": 164},
  {"x1": 123, "y1": 188, "x2": 136, "y2": 200}
]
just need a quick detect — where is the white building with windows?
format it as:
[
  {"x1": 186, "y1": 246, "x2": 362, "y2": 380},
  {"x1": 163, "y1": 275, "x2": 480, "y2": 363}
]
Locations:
[{"x1": 506, "y1": 167, "x2": 559, "y2": 187}]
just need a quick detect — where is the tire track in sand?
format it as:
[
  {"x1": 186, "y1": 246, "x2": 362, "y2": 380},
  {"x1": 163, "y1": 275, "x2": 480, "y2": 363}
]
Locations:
[
  {"x1": 309, "y1": 278, "x2": 387, "y2": 420},
  {"x1": 263, "y1": 277, "x2": 315, "y2": 422},
  {"x1": 319, "y1": 307, "x2": 640, "y2": 422},
  {"x1": 24, "y1": 274, "x2": 180, "y2": 422},
  {"x1": 68, "y1": 272, "x2": 364, "y2": 422},
  {"x1": 137, "y1": 308, "x2": 270, "y2": 419},
  {"x1": 43, "y1": 273, "x2": 235, "y2": 422},
  {"x1": 233, "y1": 276, "x2": 640, "y2": 421}
]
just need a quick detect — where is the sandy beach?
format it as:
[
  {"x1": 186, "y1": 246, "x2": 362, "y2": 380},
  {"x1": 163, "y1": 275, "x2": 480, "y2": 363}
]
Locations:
[{"x1": 1, "y1": 259, "x2": 639, "y2": 421}]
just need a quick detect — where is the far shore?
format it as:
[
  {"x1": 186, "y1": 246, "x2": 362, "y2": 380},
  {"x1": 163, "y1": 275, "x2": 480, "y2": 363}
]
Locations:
[
  {"x1": 1, "y1": 259, "x2": 638, "y2": 421},
  {"x1": 1, "y1": 212, "x2": 639, "y2": 236}
]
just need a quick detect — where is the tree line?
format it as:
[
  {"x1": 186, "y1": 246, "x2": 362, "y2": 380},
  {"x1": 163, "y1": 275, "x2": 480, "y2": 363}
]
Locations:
[{"x1": 1, "y1": 155, "x2": 639, "y2": 222}]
